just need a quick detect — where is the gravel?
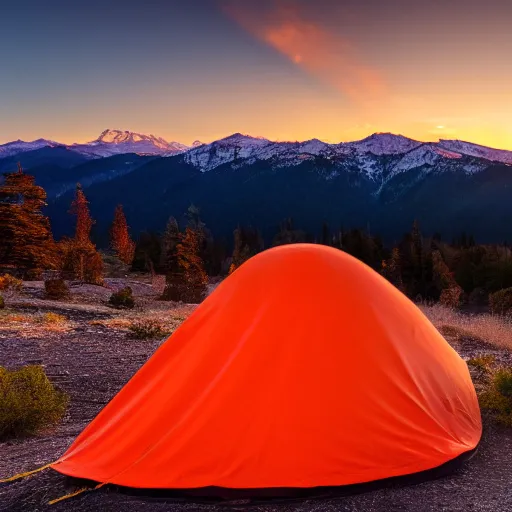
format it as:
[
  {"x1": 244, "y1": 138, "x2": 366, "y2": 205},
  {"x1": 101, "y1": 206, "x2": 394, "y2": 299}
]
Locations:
[{"x1": 1, "y1": 303, "x2": 512, "y2": 512}]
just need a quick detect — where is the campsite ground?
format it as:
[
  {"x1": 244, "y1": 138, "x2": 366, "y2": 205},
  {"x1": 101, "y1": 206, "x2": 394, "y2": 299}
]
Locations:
[{"x1": 1, "y1": 279, "x2": 512, "y2": 512}]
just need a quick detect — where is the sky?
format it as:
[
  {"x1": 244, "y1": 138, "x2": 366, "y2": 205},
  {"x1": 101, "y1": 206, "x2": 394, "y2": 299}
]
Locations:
[{"x1": 1, "y1": 0, "x2": 511, "y2": 149}]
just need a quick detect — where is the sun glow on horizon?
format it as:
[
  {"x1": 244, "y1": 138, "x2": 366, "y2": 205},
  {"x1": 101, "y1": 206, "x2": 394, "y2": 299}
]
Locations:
[{"x1": 1, "y1": 1, "x2": 511, "y2": 152}]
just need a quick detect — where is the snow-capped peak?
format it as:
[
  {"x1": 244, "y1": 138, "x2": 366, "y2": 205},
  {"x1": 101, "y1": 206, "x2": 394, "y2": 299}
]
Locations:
[
  {"x1": 437, "y1": 139, "x2": 512, "y2": 165},
  {"x1": 0, "y1": 138, "x2": 59, "y2": 158},
  {"x1": 183, "y1": 133, "x2": 274, "y2": 171},
  {"x1": 92, "y1": 129, "x2": 182, "y2": 150},
  {"x1": 72, "y1": 129, "x2": 189, "y2": 157},
  {"x1": 345, "y1": 133, "x2": 423, "y2": 156},
  {"x1": 218, "y1": 133, "x2": 272, "y2": 146}
]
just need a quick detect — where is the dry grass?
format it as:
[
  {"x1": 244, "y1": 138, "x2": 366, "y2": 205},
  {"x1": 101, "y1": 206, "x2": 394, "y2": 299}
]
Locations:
[
  {"x1": 421, "y1": 303, "x2": 512, "y2": 350},
  {"x1": 88, "y1": 306, "x2": 194, "y2": 334},
  {"x1": 0, "y1": 310, "x2": 72, "y2": 335}
]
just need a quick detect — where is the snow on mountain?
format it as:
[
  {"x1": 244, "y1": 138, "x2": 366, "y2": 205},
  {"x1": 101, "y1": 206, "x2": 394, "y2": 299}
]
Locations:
[
  {"x1": 343, "y1": 133, "x2": 423, "y2": 156},
  {"x1": 184, "y1": 133, "x2": 274, "y2": 171},
  {"x1": 295, "y1": 138, "x2": 332, "y2": 156},
  {"x1": 0, "y1": 138, "x2": 59, "y2": 158},
  {"x1": 182, "y1": 131, "x2": 509, "y2": 178},
  {"x1": 437, "y1": 139, "x2": 512, "y2": 165},
  {"x1": 72, "y1": 129, "x2": 189, "y2": 157},
  {"x1": 2, "y1": 130, "x2": 511, "y2": 182}
]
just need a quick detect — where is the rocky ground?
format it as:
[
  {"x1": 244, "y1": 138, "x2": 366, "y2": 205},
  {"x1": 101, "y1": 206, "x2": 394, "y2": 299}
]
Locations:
[{"x1": 1, "y1": 282, "x2": 512, "y2": 511}]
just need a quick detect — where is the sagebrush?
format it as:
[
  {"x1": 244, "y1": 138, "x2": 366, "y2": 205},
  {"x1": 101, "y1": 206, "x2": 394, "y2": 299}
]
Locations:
[
  {"x1": 109, "y1": 286, "x2": 135, "y2": 309},
  {"x1": 479, "y1": 368, "x2": 512, "y2": 427},
  {"x1": 44, "y1": 278, "x2": 69, "y2": 300},
  {"x1": 489, "y1": 288, "x2": 512, "y2": 316},
  {"x1": 128, "y1": 319, "x2": 169, "y2": 340},
  {"x1": 0, "y1": 365, "x2": 68, "y2": 440}
]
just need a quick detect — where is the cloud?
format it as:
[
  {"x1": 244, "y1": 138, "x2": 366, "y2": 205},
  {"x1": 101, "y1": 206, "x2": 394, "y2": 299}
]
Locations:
[{"x1": 222, "y1": 0, "x2": 387, "y2": 105}]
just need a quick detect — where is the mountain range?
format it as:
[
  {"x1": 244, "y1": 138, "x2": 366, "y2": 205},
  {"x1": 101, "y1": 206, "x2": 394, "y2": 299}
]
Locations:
[{"x1": 1, "y1": 129, "x2": 512, "y2": 246}]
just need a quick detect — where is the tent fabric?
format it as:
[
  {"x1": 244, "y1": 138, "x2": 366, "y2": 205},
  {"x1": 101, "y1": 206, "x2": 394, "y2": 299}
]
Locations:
[{"x1": 52, "y1": 244, "x2": 482, "y2": 490}]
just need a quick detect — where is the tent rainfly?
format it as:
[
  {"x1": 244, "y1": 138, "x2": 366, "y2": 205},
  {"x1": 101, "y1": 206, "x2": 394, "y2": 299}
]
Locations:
[{"x1": 49, "y1": 244, "x2": 482, "y2": 498}]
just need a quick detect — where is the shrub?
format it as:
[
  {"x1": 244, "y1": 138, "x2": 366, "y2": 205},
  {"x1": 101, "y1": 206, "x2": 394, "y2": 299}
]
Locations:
[
  {"x1": 467, "y1": 354, "x2": 495, "y2": 373},
  {"x1": 109, "y1": 286, "x2": 135, "y2": 309},
  {"x1": 23, "y1": 268, "x2": 43, "y2": 281},
  {"x1": 439, "y1": 286, "x2": 463, "y2": 309},
  {"x1": 0, "y1": 365, "x2": 68, "y2": 440},
  {"x1": 489, "y1": 288, "x2": 512, "y2": 316},
  {"x1": 0, "y1": 295, "x2": 4, "y2": 309},
  {"x1": 44, "y1": 278, "x2": 70, "y2": 300},
  {"x1": 480, "y1": 368, "x2": 512, "y2": 427},
  {"x1": 0, "y1": 274, "x2": 23, "y2": 293},
  {"x1": 467, "y1": 355, "x2": 495, "y2": 383},
  {"x1": 128, "y1": 319, "x2": 168, "y2": 340},
  {"x1": 39, "y1": 312, "x2": 66, "y2": 324},
  {"x1": 162, "y1": 275, "x2": 207, "y2": 304}
]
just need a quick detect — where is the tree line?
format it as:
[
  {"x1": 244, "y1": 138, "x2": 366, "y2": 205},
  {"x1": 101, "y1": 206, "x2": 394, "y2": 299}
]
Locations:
[{"x1": 1, "y1": 166, "x2": 512, "y2": 307}]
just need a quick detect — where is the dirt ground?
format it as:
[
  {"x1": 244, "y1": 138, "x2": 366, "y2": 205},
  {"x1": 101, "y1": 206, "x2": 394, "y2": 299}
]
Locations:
[{"x1": 1, "y1": 284, "x2": 512, "y2": 511}]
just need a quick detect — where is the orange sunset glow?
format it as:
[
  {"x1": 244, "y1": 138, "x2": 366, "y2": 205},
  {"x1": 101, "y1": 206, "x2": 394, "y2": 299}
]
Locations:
[{"x1": 1, "y1": 0, "x2": 511, "y2": 149}]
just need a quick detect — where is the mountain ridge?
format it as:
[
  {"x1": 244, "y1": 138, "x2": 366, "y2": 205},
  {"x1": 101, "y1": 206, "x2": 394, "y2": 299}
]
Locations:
[
  {"x1": 2, "y1": 129, "x2": 511, "y2": 246},
  {"x1": 2, "y1": 130, "x2": 511, "y2": 168}
]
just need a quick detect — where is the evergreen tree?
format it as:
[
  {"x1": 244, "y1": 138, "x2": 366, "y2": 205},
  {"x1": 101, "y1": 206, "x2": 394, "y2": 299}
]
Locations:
[
  {"x1": 185, "y1": 204, "x2": 205, "y2": 233},
  {"x1": 432, "y1": 250, "x2": 463, "y2": 308},
  {"x1": 0, "y1": 164, "x2": 57, "y2": 270},
  {"x1": 411, "y1": 220, "x2": 423, "y2": 272},
  {"x1": 131, "y1": 232, "x2": 162, "y2": 274},
  {"x1": 399, "y1": 220, "x2": 434, "y2": 299},
  {"x1": 70, "y1": 184, "x2": 94, "y2": 245},
  {"x1": 162, "y1": 227, "x2": 208, "y2": 303},
  {"x1": 381, "y1": 247, "x2": 404, "y2": 291},
  {"x1": 229, "y1": 226, "x2": 263, "y2": 274},
  {"x1": 184, "y1": 203, "x2": 223, "y2": 275},
  {"x1": 341, "y1": 229, "x2": 385, "y2": 270},
  {"x1": 160, "y1": 217, "x2": 180, "y2": 273},
  {"x1": 61, "y1": 185, "x2": 103, "y2": 283},
  {"x1": 110, "y1": 204, "x2": 135, "y2": 265},
  {"x1": 273, "y1": 218, "x2": 308, "y2": 246}
]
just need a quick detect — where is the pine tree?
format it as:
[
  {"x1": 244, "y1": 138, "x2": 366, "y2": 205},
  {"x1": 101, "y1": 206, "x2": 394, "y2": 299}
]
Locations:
[
  {"x1": 160, "y1": 217, "x2": 180, "y2": 273},
  {"x1": 110, "y1": 204, "x2": 135, "y2": 265},
  {"x1": 397, "y1": 222, "x2": 439, "y2": 300},
  {"x1": 229, "y1": 227, "x2": 243, "y2": 274},
  {"x1": 432, "y1": 250, "x2": 463, "y2": 308},
  {"x1": 185, "y1": 203, "x2": 221, "y2": 275},
  {"x1": 381, "y1": 247, "x2": 404, "y2": 291},
  {"x1": 229, "y1": 226, "x2": 263, "y2": 274},
  {"x1": 185, "y1": 204, "x2": 205, "y2": 233},
  {"x1": 0, "y1": 164, "x2": 57, "y2": 270},
  {"x1": 61, "y1": 185, "x2": 103, "y2": 283},
  {"x1": 70, "y1": 184, "x2": 94, "y2": 245},
  {"x1": 162, "y1": 227, "x2": 208, "y2": 303},
  {"x1": 273, "y1": 218, "x2": 308, "y2": 246},
  {"x1": 131, "y1": 232, "x2": 162, "y2": 273}
]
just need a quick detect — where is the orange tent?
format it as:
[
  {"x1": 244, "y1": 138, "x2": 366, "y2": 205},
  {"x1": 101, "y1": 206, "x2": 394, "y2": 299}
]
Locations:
[{"x1": 52, "y1": 244, "x2": 481, "y2": 495}]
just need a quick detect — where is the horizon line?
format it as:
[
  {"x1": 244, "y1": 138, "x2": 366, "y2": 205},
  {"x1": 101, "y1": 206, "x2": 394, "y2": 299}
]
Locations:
[{"x1": 2, "y1": 130, "x2": 512, "y2": 153}]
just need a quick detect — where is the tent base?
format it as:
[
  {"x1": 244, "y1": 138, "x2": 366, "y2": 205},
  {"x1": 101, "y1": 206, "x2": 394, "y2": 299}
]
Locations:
[{"x1": 61, "y1": 446, "x2": 478, "y2": 504}]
